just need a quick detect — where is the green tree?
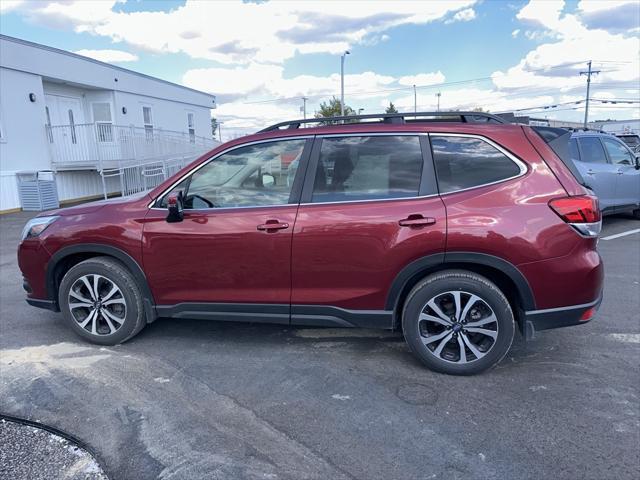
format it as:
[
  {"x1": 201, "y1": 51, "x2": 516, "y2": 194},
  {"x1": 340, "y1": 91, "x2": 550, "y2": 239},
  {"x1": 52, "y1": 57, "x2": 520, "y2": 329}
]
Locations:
[
  {"x1": 315, "y1": 97, "x2": 355, "y2": 124},
  {"x1": 211, "y1": 117, "x2": 219, "y2": 137},
  {"x1": 385, "y1": 102, "x2": 398, "y2": 114}
]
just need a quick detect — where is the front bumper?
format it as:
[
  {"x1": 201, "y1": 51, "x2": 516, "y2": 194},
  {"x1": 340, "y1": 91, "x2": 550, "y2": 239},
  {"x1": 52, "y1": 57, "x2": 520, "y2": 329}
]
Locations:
[{"x1": 523, "y1": 293, "x2": 602, "y2": 340}]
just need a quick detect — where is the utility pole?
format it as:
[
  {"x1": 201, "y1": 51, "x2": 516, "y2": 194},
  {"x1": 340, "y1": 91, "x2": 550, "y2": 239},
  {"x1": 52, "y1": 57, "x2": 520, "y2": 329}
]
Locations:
[
  {"x1": 340, "y1": 50, "x2": 350, "y2": 117},
  {"x1": 301, "y1": 96, "x2": 308, "y2": 120},
  {"x1": 580, "y1": 61, "x2": 600, "y2": 129},
  {"x1": 436, "y1": 92, "x2": 441, "y2": 112},
  {"x1": 413, "y1": 84, "x2": 417, "y2": 114}
]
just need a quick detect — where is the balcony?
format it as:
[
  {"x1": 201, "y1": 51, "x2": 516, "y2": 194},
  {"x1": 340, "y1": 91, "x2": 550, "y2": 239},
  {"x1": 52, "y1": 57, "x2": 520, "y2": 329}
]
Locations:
[
  {"x1": 46, "y1": 123, "x2": 219, "y2": 171},
  {"x1": 46, "y1": 123, "x2": 220, "y2": 199}
]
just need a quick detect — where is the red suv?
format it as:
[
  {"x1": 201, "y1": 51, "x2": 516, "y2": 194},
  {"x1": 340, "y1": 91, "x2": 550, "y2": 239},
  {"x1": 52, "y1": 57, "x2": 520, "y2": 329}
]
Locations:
[{"x1": 18, "y1": 112, "x2": 604, "y2": 375}]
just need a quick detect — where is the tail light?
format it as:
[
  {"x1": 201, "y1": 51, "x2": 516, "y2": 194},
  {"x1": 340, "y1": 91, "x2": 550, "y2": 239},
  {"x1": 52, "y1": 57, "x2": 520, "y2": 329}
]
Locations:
[{"x1": 549, "y1": 195, "x2": 601, "y2": 237}]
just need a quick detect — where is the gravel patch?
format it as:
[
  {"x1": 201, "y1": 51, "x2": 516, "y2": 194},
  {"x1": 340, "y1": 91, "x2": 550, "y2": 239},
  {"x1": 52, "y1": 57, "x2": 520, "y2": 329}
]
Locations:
[{"x1": 0, "y1": 418, "x2": 107, "y2": 480}]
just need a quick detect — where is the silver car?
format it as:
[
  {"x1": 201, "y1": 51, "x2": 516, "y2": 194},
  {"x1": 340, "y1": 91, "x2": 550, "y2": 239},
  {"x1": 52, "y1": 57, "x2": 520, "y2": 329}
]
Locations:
[{"x1": 569, "y1": 131, "x2": 640, "y2": 218}]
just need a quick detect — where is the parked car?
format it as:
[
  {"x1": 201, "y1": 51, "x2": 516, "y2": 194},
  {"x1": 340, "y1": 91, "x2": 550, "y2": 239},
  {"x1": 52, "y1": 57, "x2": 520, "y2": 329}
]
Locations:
[
  {"x1": 616, "y1": 133, "x2": 640, "y2": 154},
  {"x1": 19, "y1": 112, "x2": 604, "y2": 375},
  {"x1": 569, "y1": 131, "x2": 640, "y2": 217}
]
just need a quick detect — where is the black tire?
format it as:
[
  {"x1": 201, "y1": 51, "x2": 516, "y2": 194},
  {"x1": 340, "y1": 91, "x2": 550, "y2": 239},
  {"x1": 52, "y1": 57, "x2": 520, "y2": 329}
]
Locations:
[
  {"x1": 402, "y1": 270, "x2": 515, "y2": 375},
  {"x1": 633, "y1": 208, "x2": 640, "y2": 220},
  {"x1": 58, "y1": 256, "x2": 146, "y2": 345}
]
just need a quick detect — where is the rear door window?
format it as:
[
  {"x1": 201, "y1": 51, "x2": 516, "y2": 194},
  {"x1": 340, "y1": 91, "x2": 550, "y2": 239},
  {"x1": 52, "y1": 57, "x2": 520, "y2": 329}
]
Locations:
[
  {"x1": 577, "y1": 137, "x2": 608, "y2": 164},
  {"x1": 569, "y1": 138, "x2": 580, "y2": 161},
  {"x1": 310, "y1": 135, "x2": 423, "y2": 202},
  {"x1": 601, "y1": 137, "x2": 635, "y2": 165},
  {"x1": 430, "y1": 135, "x2": 523, "y2": 193}
]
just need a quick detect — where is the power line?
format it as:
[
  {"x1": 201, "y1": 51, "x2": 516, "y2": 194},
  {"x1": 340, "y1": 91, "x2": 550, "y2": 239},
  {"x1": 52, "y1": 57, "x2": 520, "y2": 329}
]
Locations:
[{"x1": 242, "y1": 61, "x2": 617, "y2": 106}]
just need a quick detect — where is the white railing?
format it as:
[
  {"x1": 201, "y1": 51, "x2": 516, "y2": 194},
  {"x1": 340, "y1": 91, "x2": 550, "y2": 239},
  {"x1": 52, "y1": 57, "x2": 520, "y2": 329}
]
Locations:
[
  {"x1": 46, "y1": 123, "x2": 218, "y2": 170},
  {"x1": 100, "y1": 155, "x2": 195, "y2": 198}
]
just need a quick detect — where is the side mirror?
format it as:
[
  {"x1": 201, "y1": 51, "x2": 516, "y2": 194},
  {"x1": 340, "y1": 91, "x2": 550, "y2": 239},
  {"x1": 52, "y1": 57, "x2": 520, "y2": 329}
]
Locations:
[
  {"x1": 166, "y1": 191, "x2": 184, "y2": 223},
  {"x1": 262, "y1": 173, "x2": 275, "y2": 187}
]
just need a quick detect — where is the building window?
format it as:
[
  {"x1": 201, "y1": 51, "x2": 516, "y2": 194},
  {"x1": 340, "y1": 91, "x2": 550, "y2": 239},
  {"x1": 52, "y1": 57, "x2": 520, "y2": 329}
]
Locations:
[
  {"x1": 92, "y1": 102, "x2": 113, "y2": 142},
  {"x1": 45, "y1": 106, "x2": 53, "y2": 143},
  {"x1": 187, "y1": 112, "x2": 195, "y2": 143},
  {"x1": 143, "y1": 106, "x2": 154, "y2": 140},
  {"x1": 68, "y1": 109, "x2": 77, "y2": 144}
]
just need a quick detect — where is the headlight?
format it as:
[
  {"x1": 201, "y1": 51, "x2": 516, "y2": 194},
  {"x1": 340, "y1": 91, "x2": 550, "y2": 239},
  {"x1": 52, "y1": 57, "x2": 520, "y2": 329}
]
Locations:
[{"x1": 20, "y1": 216, "x2": 59, "y2": 241}]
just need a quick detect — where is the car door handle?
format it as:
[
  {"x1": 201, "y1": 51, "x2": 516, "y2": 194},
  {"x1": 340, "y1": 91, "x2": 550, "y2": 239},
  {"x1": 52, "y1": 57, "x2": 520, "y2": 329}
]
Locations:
[
  {"x1": 616, "y1": 169, "x2": 625, "y2": 175},
  {"x1": 257, "y1": 220, "x2": 289, "y2": 231},
  {"x1": 398, "y1": 215, "x2": 436, "y2": 227},
  {"x1": 587, "y1": 169, "x2": 595, "y2": 175}
]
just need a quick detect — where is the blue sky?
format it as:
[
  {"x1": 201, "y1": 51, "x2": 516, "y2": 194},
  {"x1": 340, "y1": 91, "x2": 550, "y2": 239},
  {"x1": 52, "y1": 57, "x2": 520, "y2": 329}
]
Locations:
[{"x1": 1, "y1": 0, "x2": 638, "y2": 137}]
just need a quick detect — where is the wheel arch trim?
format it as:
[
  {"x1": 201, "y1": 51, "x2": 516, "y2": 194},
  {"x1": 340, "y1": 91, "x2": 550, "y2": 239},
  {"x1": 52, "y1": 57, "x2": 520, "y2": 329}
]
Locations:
[
  {"x1": 46, "y1": 244, "x2": 156, "y2": 320},
  {"x1": 385, "y1": 252, "x2": 536, "y2": 313}
]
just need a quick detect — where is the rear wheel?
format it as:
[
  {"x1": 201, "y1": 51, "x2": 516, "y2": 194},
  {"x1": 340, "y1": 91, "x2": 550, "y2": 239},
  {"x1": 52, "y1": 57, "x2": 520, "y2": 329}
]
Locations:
[
  {"x1": 58, "y1": 257, "x2": 146, "y2": 345},
  {"x1": 632, "y1": 208, "x2": 640, "y2": 220},
  {"x1": 402, "y1": 270, "x2": 515, "y2": 375}
]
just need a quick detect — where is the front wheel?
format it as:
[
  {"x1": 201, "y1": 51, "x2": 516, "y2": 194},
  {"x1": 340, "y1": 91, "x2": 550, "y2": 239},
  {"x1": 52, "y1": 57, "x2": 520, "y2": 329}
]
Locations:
[
  {"x1": 402, "y1": 270, "x2": 515, "y2": 375},
  {"x1": 58, "y1": 257, "x2": 146, "y2": 345}
]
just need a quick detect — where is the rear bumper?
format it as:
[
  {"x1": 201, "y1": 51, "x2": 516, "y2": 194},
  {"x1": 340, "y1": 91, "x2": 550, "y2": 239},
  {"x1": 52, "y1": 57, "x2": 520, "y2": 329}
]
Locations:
[{"x1": 523, "y1": 293, "x2": 602, "y2": 339}]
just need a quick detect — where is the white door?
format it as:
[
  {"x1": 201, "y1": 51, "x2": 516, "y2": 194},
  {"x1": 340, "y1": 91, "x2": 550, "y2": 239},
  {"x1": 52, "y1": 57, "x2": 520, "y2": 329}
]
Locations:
[{"x1": 45, "y1": 95, "x2": 87, "y2": 163}]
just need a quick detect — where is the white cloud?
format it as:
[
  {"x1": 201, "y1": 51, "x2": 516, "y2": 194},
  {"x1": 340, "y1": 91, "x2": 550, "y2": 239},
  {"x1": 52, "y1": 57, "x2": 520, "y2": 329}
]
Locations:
[
  {"x1": 8, "y1": 0, "x2": 477, "y2": 65},
  {"x1": 0, "y1": 0, "x2": 26, "y2": 13},
  {"x1": 516, "y1": 0, "x2": 565, "y2": 28},
  {"x1": 73, "y1": 48, "x2": 138, "y2": 63},
  {"x1": 446, "y1": 8, "x2": 476, "y2": 24},
  {"x1": 493, "y1": 0, "x2": 640, "y2": 92},
  {"x1": 511, "y1": 29, "x2": 520, "y2": 38}
]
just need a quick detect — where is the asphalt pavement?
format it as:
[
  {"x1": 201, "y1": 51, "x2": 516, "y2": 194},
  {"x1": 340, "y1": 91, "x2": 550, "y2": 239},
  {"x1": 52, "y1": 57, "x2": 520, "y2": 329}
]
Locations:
[{"x1": 1, "y1": 211, "x2": 638, "y2": 480}]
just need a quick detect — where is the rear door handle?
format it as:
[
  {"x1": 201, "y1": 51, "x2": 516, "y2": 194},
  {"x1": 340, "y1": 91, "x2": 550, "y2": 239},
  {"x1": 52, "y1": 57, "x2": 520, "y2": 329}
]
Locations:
[
  {"x1": 616, "y1": 169, "x2": 625, "y2": 175},
  {"x1": 398, "y1": 215, "x2": 436, "y2": 227},
  {"x1": 257, "y1": 220, "x2": 289, "y2": 231},
  {"x1": 587, "y1": 169, "x2": 595, "y2": 175}
]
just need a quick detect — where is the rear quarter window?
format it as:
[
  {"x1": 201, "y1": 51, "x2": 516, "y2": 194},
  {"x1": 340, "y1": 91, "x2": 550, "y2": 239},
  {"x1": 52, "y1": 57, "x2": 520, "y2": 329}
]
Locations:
[{"x1": 430, "y1": 135, "x2": 523, "y2": 193}]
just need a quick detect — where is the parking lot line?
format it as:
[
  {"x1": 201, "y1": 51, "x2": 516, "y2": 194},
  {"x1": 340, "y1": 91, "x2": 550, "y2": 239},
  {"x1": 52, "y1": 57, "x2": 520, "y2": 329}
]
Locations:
[{"x1": 601, "y1": 228, "x2": 640, "y2": 241}]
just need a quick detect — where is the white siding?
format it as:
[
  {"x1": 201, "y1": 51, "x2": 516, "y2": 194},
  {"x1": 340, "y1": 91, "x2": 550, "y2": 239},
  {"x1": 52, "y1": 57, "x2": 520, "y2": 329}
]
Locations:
[
  {"x1": 0, "y1": 68, "x2": 49, "y2": 173},
  {"x1": 113, "y1": 90, "x2": 212, "y2": 139},
  {"x1": 0, "y1": 171, "x2": 21, "y2": 211},
  {"x1": 56, "y1": 171, "x2": 120, "y2": 201},
  {"x1": 1, "y1": 36, "x2": 215, "y2": 109}
]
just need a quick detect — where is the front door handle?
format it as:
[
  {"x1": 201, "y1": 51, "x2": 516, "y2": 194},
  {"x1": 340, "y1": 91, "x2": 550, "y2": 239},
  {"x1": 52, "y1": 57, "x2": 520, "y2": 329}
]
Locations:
[
  {"x1": 616, "y1": 169, "x2": 625, "y2": 175},
  {"x1": 587, "y1": 169, "x2": 595, "y2": 175},
  {"x1": 399, "y1": 215, "x2": 436, "y2": 227},
  {"x1": 257, "y1": 219, "x2": 289, "y2": 231}
]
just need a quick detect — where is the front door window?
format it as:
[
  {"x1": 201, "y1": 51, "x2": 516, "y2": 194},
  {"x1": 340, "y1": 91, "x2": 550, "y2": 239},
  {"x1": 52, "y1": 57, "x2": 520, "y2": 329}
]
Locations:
[{"x1": 162, "y1": 138, "x2": 306, "y2": 209}]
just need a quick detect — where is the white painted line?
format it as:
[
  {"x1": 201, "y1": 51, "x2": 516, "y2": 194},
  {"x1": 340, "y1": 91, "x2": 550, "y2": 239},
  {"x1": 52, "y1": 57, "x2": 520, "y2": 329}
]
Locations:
[
  {"x1": 601, "y1": 228, "x2": 640, "y2": 241},
  {"x1": 608, "y1": 333, "x2": 640, "y2": 344}
]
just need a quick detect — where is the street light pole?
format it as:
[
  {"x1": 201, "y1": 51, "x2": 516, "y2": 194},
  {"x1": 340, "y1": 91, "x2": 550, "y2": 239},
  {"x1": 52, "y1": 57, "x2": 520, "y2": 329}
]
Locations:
[
  {"x1": 217, "y1": 122, "x2": 223, "y2": 142},
  {"x1": 436, "y1": 92, "x2": 441, "y2": 112},
  {"x1": 301, "y1": 96, "x2": 308, "y2": 120},
  {"x1": 340, "y1": 50, "x2": 350, "y2": 117},
  {"x1": 413, "y1": 84, "x2": 417, "y2": 114}
]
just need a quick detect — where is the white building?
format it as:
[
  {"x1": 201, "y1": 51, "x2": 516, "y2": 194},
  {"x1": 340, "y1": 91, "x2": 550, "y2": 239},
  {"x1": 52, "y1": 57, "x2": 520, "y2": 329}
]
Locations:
[{"x1": 0, "y1": 35, "x2": 218, "y2": 212}]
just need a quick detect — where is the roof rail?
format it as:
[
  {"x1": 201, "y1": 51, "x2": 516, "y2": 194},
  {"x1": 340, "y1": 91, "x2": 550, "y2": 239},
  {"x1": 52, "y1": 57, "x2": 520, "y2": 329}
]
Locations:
[{"x1": 258, "y1": 111, "x2": 507, "y2": 132}]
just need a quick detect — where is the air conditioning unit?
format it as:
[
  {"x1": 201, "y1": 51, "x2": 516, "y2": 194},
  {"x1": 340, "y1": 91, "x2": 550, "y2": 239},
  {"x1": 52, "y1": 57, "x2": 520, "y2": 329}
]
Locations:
[{"x1": 16, "y1": 171, "x2": 59, "y2": 211}]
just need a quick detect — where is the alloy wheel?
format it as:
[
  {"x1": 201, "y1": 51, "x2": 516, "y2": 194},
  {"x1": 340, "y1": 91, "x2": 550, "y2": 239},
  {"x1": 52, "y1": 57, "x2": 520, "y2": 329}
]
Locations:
[
  {"x1": 418, "y1": 290, "x2": 498, "y2": 364},
  {"x1": 67, "y1": 274, "x2": 127, "y2": 336}
]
